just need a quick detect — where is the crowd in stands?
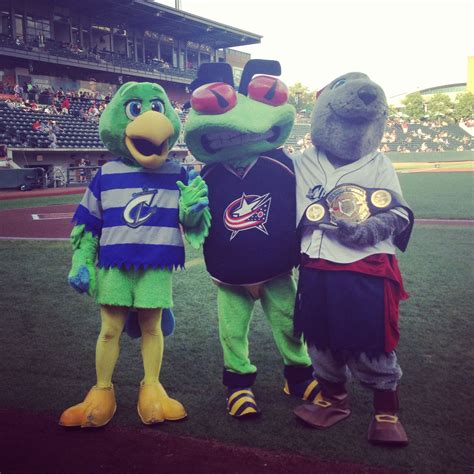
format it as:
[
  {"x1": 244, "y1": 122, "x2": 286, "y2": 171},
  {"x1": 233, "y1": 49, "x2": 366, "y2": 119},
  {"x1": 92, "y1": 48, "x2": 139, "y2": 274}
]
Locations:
[
  {"x1": 1, "y1": 80, "x2": 112, "y2": 123},
  {"x1": 379, "y1": 117, "x2": 473, "y2": 153},
  {"x1": 0, "y1": 79, "x2": 191, "y2": 150},
  {"x1": 0, "y1": 34, "x2": 196, "y2": 80},
  {"x1": 285, "y1": 117, "x2": 473, "y2": 155},
  {"x1": 0, "y1": 78, "x2": 472, "y2": 153}
]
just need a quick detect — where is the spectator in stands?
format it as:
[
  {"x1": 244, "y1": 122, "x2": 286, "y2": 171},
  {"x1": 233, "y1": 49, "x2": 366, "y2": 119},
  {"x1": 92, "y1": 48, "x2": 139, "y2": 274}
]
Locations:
[
  {"x1": 44, "y1": 104, "x2": 59, "y2": 114},
  {"x1": 61, "y1": 96, "x2": 70, "y2": 114},
  {"x1": 48, "y1": 129, "x2": 58, "y2": 148},
  {"x1": 420, "y1": 142, "x2": 431, "y2": 152},
  {"x1": 14, "y1": 83, "x2": 22, "y2": 98},
  {"x1": 21, "y1": 82, "x2": 28, "y2": 99},
  {"x1": 32, "y1": 119, "x2": 42, "y2": 131},
  {"x1": 48, "y1": 120, "x2": 64, "y2": 134}
]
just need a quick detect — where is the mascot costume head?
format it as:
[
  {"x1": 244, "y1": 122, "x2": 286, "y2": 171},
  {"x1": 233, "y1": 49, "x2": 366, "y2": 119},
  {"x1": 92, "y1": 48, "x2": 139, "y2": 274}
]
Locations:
[{"x1": 292, "y1": 72, "x2": 413, "y2": 446}]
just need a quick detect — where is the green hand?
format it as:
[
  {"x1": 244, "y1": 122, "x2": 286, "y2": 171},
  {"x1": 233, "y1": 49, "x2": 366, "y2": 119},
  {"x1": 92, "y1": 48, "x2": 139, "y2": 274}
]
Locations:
[
  {"x1": 177, "y1": 176, "x2": 211, "y2": 249},
  {"x1": 68, "y1": 224, "x2": 99, "y2": 296}
]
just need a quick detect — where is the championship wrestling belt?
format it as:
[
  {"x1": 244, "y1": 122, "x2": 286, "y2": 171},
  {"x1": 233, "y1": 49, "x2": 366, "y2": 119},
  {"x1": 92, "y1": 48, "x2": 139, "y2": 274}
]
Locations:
[{"x1": 299, "y1": 184, "x2": 414, "y2": 251}]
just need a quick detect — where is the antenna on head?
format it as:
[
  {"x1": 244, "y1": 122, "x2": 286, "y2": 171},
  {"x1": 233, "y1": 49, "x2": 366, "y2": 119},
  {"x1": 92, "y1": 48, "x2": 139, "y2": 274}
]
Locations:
[
  {"x1": 238, "y1": 59, "x2": 281, "y2": 96},
  {"x1": 189, "y1": 63, "x2": 234, "y2": 92}
]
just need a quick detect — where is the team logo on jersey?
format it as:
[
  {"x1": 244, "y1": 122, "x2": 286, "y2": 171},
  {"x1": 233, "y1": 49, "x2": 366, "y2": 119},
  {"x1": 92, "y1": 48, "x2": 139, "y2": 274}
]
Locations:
[
  {"x1": 306, "y1": 184, "x2": 326, "y2": 201},
  {"x1": 224, "y1": 193, "x2": 272, "y2": 240},
  {"x1": 123, "y1": 189, "x2": 158, "y2": 228}
]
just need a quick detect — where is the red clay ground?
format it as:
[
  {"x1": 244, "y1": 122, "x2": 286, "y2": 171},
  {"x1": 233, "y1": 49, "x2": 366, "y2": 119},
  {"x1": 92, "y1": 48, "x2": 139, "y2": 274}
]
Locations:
[
  {"x1": 0, "y1": 204, "x2": 472, "y2": 241},
  {"x1": 0, "y1": 409, "x2": 402, "y2": 474},
  {"x1": 0, "y1": 204, "x2": 75, "y2": 239}
]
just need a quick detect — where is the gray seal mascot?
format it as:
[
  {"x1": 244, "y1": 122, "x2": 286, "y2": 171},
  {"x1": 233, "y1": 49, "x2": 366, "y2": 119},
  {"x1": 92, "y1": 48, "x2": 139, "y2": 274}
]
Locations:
[{"x1": 292, "y1": 72, "x2": 414, "y2": 446}]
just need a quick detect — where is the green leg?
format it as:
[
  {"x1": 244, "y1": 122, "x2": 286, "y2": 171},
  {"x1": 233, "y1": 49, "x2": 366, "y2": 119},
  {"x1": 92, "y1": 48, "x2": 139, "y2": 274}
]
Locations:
[
  {"x1": 260, "y1": 273, "x2": 311, "y2": 367},
  {"x1": 217, "y1": 283, "x2": 256, "y2": 376}
]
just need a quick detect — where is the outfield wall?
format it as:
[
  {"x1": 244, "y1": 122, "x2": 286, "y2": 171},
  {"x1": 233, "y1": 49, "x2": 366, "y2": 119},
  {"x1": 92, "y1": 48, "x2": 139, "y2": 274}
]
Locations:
[{"x1": 388, "y1": 151, "x2": 473, "y2": 163}]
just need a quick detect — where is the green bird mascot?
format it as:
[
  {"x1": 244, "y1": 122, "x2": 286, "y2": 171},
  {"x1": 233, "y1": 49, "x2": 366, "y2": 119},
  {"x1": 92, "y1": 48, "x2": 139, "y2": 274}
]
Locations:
[{"x1": 59, "y1": 82, "x2": 209, "y2": 428}]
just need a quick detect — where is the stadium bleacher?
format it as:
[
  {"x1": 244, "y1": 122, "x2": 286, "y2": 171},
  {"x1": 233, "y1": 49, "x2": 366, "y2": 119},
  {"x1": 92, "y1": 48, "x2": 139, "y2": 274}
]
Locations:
[
  {"x1": 0, "y1": 99, "x2": 103, "y2": 149},
  {"x1": 1, "y1": 96, "x2": 473, "y2": 153},
  {"x1": 0, "y1": 34, "x2": 197, "y2": 82},
  {"x1": 285, "y1": 120, "x2": 473, "y2": 154}
]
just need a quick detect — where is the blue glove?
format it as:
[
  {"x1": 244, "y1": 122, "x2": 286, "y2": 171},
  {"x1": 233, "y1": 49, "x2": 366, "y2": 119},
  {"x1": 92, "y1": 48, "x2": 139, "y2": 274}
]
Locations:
[{"x1": 68, "y1": 265, "x2": 90, "y2": 294}]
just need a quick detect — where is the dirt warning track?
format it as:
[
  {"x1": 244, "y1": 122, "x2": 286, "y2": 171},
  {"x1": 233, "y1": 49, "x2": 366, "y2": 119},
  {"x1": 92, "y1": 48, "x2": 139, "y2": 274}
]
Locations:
[
  {"x1": 0, "y1": 204, "x2": 75, "y2": 240},
  {"x1": 0, "y1": 204, "x2": 473, "y2": 241}
]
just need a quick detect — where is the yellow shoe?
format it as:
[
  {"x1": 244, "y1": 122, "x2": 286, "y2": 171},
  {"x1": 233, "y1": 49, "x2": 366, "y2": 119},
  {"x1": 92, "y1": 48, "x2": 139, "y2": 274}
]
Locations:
[
  {"x1": 137, "y1": 383, "x2": 187, "y2": 425},
  {"x1": 59, "y1": 385, "x2": 116, "y2": 428}
]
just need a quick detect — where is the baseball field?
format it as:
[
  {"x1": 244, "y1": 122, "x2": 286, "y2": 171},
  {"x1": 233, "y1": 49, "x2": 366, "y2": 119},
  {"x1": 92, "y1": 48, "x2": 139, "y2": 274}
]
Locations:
[{"x1": 0, "y1": 162, "x2": 472, "y2": 473}]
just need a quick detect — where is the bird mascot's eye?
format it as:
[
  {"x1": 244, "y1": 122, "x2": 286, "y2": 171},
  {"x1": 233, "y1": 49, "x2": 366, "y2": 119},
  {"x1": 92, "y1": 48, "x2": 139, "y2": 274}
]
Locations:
[
  {"x1": 248, "y1": 76, "x2": 289, "y2": 106},
  {"x1": 125, "y1": 100, "x2": 142, "y2": 120},
  {"x1": 190, "y1": 82, "x2": 237, "y2": 114},
  {"x1": 150, "y1": 99, "x2": 165, "y2": 113},
  {"x1": 332, "y1": 79, "x2": 346, "y2": 89}
]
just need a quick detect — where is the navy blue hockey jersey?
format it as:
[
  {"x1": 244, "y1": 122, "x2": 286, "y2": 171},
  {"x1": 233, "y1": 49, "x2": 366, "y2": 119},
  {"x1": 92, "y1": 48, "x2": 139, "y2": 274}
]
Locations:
[{"x1": 201, "y1": 148, "x2": 299, "y2": 285}]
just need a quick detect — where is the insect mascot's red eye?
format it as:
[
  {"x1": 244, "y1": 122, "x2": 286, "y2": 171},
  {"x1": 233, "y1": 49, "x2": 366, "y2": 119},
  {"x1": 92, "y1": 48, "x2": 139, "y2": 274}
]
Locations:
[
  {"x1": 190, "y1": 82, "x2": 237, "y2": 114},
  {"x1": 248, "y1": 75, "x2": 289, "y2": 106}
]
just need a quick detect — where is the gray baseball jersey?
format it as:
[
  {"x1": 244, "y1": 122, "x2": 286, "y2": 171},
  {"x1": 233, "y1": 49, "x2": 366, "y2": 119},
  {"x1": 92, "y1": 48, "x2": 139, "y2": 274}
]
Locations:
[{"x1": 293, "y1": 146, "x2": 409, "y2": 263}]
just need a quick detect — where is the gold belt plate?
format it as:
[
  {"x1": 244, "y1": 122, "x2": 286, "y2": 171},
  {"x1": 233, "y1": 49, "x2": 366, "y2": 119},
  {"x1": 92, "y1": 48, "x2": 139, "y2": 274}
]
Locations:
[{"x1": 326, "y1": 185, "x2": 370, "y2": 224}]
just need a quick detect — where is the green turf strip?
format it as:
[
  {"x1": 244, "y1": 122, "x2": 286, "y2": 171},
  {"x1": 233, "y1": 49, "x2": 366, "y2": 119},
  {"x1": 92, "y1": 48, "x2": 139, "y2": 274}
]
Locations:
[
  {"x1": 399, "y1": 172, "x2": 474, "y2": 220},
  {"x1": 2, "y1": 172, "x2": 472, "y2": 221},
  {"x1": 0, "y1": 193, "x2": 81, "y2": 210},
  {"x1": 0, "y1": 227, "x2": 473, "y2": 473}
]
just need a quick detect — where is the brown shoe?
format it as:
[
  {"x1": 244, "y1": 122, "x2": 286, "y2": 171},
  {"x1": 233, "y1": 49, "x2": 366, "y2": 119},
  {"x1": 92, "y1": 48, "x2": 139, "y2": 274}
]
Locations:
[
  {"x1": 367, "y1": 388, "x2": 408, "y2": 446},
  {"x1": 294, "y1": 379, "x2": 350, "y2": 429}
]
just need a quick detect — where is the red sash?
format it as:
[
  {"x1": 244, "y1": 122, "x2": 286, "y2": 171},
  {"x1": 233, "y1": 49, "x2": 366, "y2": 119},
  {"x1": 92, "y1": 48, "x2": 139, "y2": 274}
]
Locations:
[{"x1": 301, "y1": 254, "x2": 408, "y2": 352}]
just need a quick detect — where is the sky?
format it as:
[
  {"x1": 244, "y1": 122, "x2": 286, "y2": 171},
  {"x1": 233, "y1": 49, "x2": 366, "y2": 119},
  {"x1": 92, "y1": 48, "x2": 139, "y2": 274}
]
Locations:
[{"x1": 156, "y1": 0, "x2": 473, "y2": 100}]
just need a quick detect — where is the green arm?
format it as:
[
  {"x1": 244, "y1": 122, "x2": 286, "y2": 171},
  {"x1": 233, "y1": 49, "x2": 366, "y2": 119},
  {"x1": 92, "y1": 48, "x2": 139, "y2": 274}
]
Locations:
[
  {"x1": 68, "y1": 224, "x2": 99, "y2": 296},
  {"x1": 177, "y1": 175, "x2": 212, "y2": 249}
]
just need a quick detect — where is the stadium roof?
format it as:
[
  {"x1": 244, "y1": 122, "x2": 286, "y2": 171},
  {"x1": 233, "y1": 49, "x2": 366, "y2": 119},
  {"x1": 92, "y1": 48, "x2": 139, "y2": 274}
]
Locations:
[
  {"x1": 418, "y1": 83, "x2": 466, "y2": 96},
  {"x1": 62, "y1": 0, "x2": 262, "y2": 49}
]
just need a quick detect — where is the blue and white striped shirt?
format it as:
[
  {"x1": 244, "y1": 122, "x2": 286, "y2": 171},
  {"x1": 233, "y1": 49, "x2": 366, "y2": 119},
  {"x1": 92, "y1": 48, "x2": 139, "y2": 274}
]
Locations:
[{"x1": 73, "y1": 159, "x2": 187, "y2": 271}]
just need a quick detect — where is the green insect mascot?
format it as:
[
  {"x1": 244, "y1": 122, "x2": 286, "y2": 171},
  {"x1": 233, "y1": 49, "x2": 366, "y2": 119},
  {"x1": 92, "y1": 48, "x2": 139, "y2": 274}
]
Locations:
[
  {"x1": 184, "y1": 61, "x2": 319, "y2": 418},
  {"x1": 59, "y1": 81, "x2": 209, "y2": 428}
]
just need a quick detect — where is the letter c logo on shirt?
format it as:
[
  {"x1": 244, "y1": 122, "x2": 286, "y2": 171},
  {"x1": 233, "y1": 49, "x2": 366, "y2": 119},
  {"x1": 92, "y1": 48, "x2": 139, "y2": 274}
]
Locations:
[{"x1": 123, "y1": 189, "x2": 157, "y2": 228}]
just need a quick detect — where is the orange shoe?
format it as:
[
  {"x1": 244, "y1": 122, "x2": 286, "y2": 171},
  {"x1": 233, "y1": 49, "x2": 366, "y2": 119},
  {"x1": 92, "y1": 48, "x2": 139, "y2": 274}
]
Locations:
[
  {"x1": 59, "y1": 385, "x2": 116, "y2": 428},
  {"x1": 137, "y1": 382, "x2": 187, "y2": 425}
]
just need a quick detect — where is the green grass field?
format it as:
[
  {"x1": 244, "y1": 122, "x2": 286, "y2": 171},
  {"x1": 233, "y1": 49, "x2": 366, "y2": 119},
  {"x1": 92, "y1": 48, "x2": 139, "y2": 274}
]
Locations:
[
  {"x1": 0, "y1": 228, "x2": 473, "y2": 473},
  {"x1": 0, "y1": 170, "x2": 473, "y2": 473},
  {"x1": 0, "y1": 193, "x2": 81, "y2": 210},
  {"x1": 1, "y1": 170, "x2": 472, "y2": 219},
  {"x1": 399, "y1": 172, "x2": 474, "y2": 220}
]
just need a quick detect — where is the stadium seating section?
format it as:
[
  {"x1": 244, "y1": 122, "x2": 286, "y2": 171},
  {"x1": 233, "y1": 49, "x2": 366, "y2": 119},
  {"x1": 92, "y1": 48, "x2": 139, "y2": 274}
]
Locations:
[
  {"x1": 0, "y1": 99, "x2": 103, "y2": 149},
  {"x1": 0, "y1": 97, "x2": 472, "y2": 152},
  {"x1": 286, "y1": 121, "x2": 473, "y2": 153},
  {"x1": 0, "y1": 34, "x2": 196, "y2": 80}
]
